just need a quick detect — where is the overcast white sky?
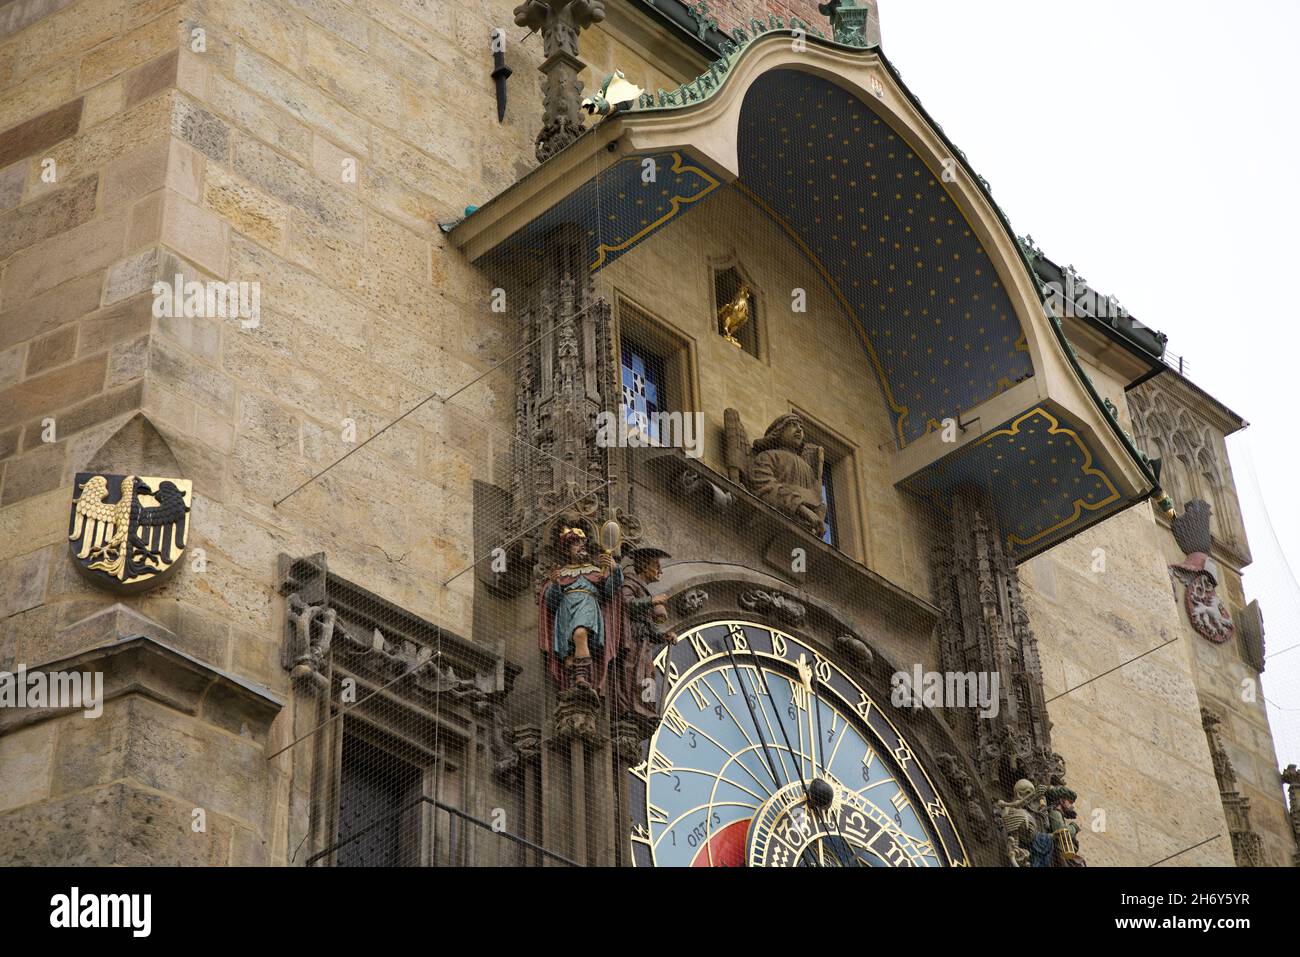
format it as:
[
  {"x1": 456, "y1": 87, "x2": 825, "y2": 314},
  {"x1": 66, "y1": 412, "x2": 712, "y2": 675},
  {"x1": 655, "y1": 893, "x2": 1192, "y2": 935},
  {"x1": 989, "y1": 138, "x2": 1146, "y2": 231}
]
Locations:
[{"x1": 875, "y1": 0, "x2": 1300, "y2": 773}]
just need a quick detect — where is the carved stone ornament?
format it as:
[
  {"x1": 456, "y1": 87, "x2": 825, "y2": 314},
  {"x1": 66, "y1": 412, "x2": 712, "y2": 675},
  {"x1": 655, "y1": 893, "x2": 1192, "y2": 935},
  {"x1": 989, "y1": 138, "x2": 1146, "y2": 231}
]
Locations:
[
  {"x1": 833, "y1": 633, "x2": 873, "y2": 669},
  {"x1": 279, "y1": 555, "x2": 521, "y2": 778},
  {"x1": 1281, "y1": 764, "x2": 1300, "y2": 867},
  {"x1": 508, "y1": 248, "x2": 615, "y2": 578},
  {"x1": 514, "y1": 724, "x2": 543, "y2": 762},
  {"x1": 613, "y1": 717, "x2": 654, "y2": 764},
  {"x1": 1202, "y1": 707, "x2": 1266, "y2": 866},
  {"x1": 935, "y1": 752, "x2": 990, "y2": 843},
  {"x1": 673, "y1": 467, "x2": 735, "y2": 513},
  {"x1": 1170, "y1": 501, "x2": 1234, "y2": 644},
  {"x1": 514, "y1": 0, "x2": 606, "y2": 162},
  {"x1": 68, "y1": 472, "x2": 192, "y2": 594},
  {"x1": 552, "y1": 682, "x2": 602, "y2": 744},
  {"x1": 933, "y1": 490, "x2": 1061, "y2": 791},
  {"x1": 679, "y1": 588, "x2": 710, "y2": 614},
  {"x1": 723, "y1": 409, "x2": 827, "y2": 538},
  {"x1": 285, "y1": 593, "x2": 337, "y2": 689},
  {"x1": 737, "y1": 587, "x2": 806, "y2": 626}
]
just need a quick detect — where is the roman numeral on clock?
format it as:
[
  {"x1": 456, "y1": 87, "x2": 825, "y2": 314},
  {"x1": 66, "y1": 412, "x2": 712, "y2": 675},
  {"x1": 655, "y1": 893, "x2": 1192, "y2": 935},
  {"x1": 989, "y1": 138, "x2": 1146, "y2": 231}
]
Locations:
[
  {"x1": 855, "y1": 692, "x2": 874, "y2": 721},
  {"x1": 649, "y1": 751, "x2": 674, "y2": 775},
  {"x1": 727, "y1": 623, "x2": 749, "y2": 651},
  {"x1": 662, "y1": 706, "x2": 690, "y2": 737},
  {"x1": 687, "y1": 681, "x2": 709, "y2": 711}
]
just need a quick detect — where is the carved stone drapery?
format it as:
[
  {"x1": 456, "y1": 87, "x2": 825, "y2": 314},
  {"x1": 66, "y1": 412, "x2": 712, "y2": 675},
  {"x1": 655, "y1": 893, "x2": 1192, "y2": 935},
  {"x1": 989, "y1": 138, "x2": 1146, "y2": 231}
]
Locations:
[
  {"x1": 932, "y1": 489, "x2": 1062, "y2": 792},
  {"x1": 1201, "y1": 707, "x2": 1265, "y2": 867},
  {"x1": 514, "y1": 1, "x2": 606, "y2": 162}
]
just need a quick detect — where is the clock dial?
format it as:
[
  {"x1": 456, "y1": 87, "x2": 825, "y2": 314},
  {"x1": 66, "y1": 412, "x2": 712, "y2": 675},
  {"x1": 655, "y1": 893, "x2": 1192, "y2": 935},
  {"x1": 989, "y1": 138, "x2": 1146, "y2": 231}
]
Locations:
[{"x1": 626, "y1": 621, "x2": 967, "y2": 867}]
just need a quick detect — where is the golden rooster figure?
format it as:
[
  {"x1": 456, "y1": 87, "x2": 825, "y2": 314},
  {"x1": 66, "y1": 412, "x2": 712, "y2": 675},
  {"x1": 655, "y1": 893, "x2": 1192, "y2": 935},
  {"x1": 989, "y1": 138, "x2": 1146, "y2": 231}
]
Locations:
[{"x1": 718, "y1": 284, "x2": 752, "y2": 347}]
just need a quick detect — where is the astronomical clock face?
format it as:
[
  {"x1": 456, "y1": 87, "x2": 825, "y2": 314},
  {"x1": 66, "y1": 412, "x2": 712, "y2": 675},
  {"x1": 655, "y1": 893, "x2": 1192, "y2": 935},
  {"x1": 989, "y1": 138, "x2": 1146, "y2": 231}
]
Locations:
[{"x1": 627, "y1": 621, "x2": 967, "y2": 867}]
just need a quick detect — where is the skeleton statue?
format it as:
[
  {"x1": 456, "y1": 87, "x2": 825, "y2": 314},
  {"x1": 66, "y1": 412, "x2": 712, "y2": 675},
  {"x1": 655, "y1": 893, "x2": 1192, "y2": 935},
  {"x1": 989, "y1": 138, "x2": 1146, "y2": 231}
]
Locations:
[
  {"x1": 997, "y1": 779, "x2": 1049, "y2": 867},
  {"x1": 997, "y1": 778, "x2": 1086, "y2": 867}
]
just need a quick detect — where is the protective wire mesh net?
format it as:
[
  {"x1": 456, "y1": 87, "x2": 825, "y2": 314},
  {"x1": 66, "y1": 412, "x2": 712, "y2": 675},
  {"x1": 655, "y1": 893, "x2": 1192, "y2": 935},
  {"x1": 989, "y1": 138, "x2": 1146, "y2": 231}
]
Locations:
[{"x1": 263, "y1": 69, "x2": 1298, "y2": 870}]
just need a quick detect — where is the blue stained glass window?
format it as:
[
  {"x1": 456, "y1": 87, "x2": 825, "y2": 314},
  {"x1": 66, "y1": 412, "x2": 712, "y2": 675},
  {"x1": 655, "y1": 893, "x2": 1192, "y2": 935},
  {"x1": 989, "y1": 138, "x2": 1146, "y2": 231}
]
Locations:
[
  {"x1": 821, "y1": 459, "x2": 839, "y2": 547},
  {"x1": 621, "y1": 342, "x2": 665, "y2": 444}
]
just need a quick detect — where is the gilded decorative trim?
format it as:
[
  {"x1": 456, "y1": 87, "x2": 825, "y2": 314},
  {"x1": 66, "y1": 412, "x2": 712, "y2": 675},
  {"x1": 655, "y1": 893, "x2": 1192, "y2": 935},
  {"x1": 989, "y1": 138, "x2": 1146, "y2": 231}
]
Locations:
[{"x1": 589, "y1": 152, "x2": 721, "y2": 271}]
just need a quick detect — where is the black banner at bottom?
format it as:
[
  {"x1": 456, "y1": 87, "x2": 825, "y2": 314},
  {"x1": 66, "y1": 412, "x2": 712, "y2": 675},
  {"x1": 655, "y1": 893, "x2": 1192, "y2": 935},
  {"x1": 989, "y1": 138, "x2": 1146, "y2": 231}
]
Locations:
[{"x1": 0, "y1": 864, "x2": 1286, "y2": 943}]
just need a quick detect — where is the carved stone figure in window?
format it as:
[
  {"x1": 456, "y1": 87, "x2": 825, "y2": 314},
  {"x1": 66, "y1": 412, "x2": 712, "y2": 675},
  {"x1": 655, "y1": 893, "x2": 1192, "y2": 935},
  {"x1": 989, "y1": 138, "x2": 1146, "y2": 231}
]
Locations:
[{"x1": 724, "y1": 410, "x2": 827, "y2": 539}]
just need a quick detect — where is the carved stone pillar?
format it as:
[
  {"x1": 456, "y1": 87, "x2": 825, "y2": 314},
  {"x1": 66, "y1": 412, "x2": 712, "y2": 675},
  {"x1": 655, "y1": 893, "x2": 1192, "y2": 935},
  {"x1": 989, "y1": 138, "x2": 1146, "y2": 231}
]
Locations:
[
  {"x1": 1201, "y1": 707, "x2": 1266, "y2": 866},
  {"x1": 514, "y1": 1, "x2": 606, "y2": 162},
  {"x1": 932, "y1": 488, "x2": 1062, "y2": 791},
  {"x1": 1282, "y1": 764, "x2": 1300, "y2": 867},
  {"x1": 510, "y1": 234, "x2": 614, "y2": 570},
  {"x1": 508, "y1": 228, "x2": 620, "y2": 865}
]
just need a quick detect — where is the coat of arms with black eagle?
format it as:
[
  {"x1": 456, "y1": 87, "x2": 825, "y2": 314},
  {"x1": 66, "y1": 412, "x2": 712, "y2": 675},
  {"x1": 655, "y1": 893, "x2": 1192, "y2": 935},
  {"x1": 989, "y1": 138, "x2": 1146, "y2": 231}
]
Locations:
[{"x1": 68, "y1": 473, "x2": 192, "y2": 594}]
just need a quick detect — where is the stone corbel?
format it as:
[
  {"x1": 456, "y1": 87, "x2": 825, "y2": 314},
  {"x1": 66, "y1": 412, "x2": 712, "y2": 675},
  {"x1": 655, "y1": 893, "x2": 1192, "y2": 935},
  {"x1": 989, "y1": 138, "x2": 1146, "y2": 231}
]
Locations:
[
  {"x1": 673, "y1": 467, "x2": 735, "y2": 513},
  {"x1": 284, "y1": 593, "x2": 336, "y2": 690}
]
